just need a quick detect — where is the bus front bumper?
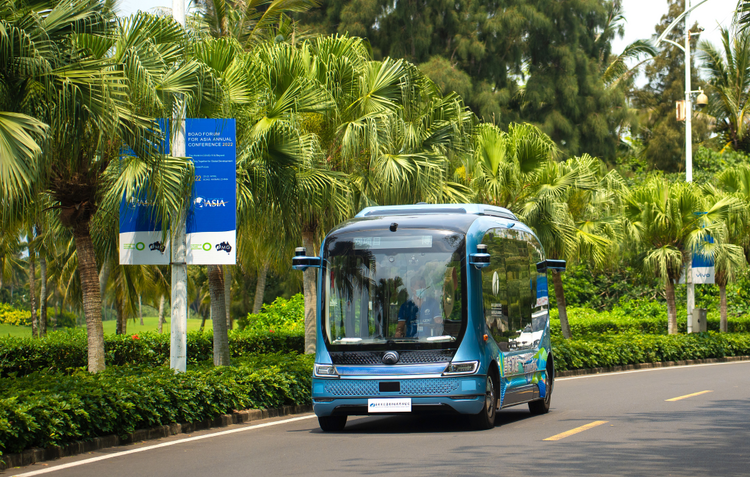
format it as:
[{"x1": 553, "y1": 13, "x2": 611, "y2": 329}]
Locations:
[{"x1": 311, "y1": 376, "x2": 487, "y2": 417}]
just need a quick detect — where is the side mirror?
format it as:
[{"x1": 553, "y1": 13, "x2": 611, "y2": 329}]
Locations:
[
  {"x1": 292, "y1": 247, "x2": 322, "y2": 271},
  {"x1": 536, "y1": 259, "x2": 566, "y2": 273},
  {"x1": 469, "y1": 244, "x2": 490, "y2": 269}
]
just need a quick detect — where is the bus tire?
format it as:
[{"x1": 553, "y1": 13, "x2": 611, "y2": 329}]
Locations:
[
  {"x1": 318, "y1": 415, "x2": 347, "y2": 432},
  {"x1": 529, "y1": 354, "x2": 554, "y2": 415},
  {"x1": 470, "y1": 374, "x2": 497, "y2": 430}
]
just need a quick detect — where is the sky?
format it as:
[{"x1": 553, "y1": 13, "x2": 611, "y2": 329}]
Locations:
[{"x1": 119, "y1": 0, "x2": 739, "y2": 72}]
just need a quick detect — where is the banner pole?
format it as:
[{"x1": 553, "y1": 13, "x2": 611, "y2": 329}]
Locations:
[{"x1": 170, "y1": 0, "x2": 188, "y2": 373}]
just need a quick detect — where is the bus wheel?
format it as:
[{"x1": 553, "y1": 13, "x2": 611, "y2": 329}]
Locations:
[
  {"x1": 470, "y1": 374, "x2": 497, "y2": 430},
  {"x1": 529, "y1": 354, "x2": 554, "y2": 415},
  {"x1": 318, "y1": 415, "x2": 347, "y2": 432}
]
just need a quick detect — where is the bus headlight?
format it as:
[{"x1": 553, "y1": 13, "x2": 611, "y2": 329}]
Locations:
[
  {"x1": 314, "y1": 364, "x2": 340, "y2": 378},
  {"x1": 443, "y1": 361, "x2": 479, "y2": 375}
]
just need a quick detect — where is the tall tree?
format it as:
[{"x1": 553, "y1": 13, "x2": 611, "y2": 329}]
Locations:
[{"x1": 300, "y1": 0, "x2": 528, "y2": 122}]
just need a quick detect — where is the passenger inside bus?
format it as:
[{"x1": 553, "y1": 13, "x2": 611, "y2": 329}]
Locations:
[{"x1": 395, "y1": 276, "x2": 443, "y2": 338}]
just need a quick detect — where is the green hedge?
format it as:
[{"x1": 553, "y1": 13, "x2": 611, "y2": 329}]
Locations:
[
  {"x1": 0, "y1": 329, "x2": 303, "y2": 377},
  {"x1": 553, "y1": 332, "x2": 750, "y2": 371},
  {"x1": 0, "y1": 353, "x2": 313, "y2": 455},
  {"x1": 550, "y1": 303, "x2": 750, "y2": 337}
]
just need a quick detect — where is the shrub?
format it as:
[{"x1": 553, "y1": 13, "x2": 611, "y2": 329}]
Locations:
[
  {"x1": 0, "y1": 329, "x2": 304, "y2": 377},
  {"x1": 0, "y1": 304, "x2": 30, "y2": 326},
  {"x1": 552, "y1": 332, "x2": 750, "y2": 371},
  {"x1": 0, "y1": 304, "x2": 78, "y2": 328},
  {"x1": 237, "y1": 294, "x2": 304, "y2": 333},
  {"x1": 0, "y1": 353, "x2": 313, "y2": 455}
]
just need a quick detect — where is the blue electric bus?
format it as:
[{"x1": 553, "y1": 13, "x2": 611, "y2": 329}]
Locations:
[{"x1": 292, "y1": 204, "x2": 565, "y2": 431}]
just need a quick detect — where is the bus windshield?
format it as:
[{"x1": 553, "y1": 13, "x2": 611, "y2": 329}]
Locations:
[{"x1": 323, "y1": 229, "x2": 465, "y2": 350}]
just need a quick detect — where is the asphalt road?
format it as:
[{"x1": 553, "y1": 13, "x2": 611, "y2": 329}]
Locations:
[{"x1": 11, "y1": 361, "x2": 750, "y2": 477}]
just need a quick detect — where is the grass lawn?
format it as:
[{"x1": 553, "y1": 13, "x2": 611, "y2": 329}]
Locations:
[{"x1": 0, "y1": 316, "x2": 214, "y2": 338}]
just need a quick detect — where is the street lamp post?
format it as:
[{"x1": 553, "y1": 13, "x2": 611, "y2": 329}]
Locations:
[{"x1": 654, "y1": 0, "x2": 710, "y2": 333}]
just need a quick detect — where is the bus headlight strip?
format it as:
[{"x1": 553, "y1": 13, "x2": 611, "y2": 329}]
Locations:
[
  {"x1": 314, "y1": 364, "x2": 340, "y2": 378},
  {"x1": 443, "y1": 360, "x2": 479, "y2": 376}
]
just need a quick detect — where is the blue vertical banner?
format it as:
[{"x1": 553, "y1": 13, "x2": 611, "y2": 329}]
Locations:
[
  {"x1": 692, "y1": 234, "x2": 715, "y2": 284},
  {"x1": 119, "y1": 120, "x2": 171, "y2": 265},
  {"x1": 185, "y1": 118, "x2": 237, "y2": 265}
]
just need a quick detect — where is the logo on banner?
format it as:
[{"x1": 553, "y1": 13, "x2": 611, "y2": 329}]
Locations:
[
  {"x1": 149, "y1": 241, "x2": 166, "y2": 253},
  {"x1": 216, "y1": 242, "x2": 232, "y2": 253},
  {"x1": 124, "y1": 242, "x2": 146, "y2": 251},
  {"x1": 193, "y1": 197, "x2": 227, "y2": 208}
]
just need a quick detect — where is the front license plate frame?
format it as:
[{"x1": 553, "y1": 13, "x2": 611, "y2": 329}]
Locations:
[{"x1": 367, "y1": 398, "x2": 412, "y2": 413}]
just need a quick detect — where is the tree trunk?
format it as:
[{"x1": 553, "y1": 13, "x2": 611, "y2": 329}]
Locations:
[
  {"x1": 52, "y1": 287, "x2": 59, "y2": 331},
  {"x1": 208, "y1": 265, "x2": 230, "y2": 366},
  {"x1": 39, "y1": 250, "x2": 47, "y2": 337},
  {"x1": 302, "y1": 231, "x2": 317, "y2": 355},
  {"x1": 224, "y1": 265, "x2": 232, "y2": 330},
  {"x1": 73, "y1": 222, "x2": 106, "y2": 373},
  {"x1": 719, "y1": 282, "x2": 728, "y2": 333},
  {"x1": 115, "y1": 286, "x2": 125, "y2": 335},
  {"x1": 99, "y1": 259, "x2": 111, "y2": 308},
  {"x1": 158, "y1": 294, "x2": 166, "y2": 334},
  {"x1": 29, "y1": 241, "x2": 37, "y2": 338},
  {"x1": 253, "y1": 260, "x2": 270, "y2": 314},
  {"x1": 139, "y1": 295, "x2": 144, "y2": 326},
  {"x1": 551, "y1": 270, "x2": 571, "y2": 339},
  {"x1": 665, "y1": 278, "x2": 678, "y2": 335}
]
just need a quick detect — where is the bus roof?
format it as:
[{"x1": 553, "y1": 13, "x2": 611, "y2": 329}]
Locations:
[{"x1": 355, "y1": 204, "x2": 518, "y2": 221}]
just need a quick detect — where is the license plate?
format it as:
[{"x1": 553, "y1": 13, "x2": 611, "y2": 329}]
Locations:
[{"x1": 367, "y1": 398, "x2": 412, "y2": 413}]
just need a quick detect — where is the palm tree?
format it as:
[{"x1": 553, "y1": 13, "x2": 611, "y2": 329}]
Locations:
[
  {"x1": 702, "y1": 189, "x2": 746, "y2": 332},
  {"x1": 525, "y1": 155, "x2": 623, "y2": 339},
  {"x1": 622, "y1": 178, "x2": 737, "y2": 334},
  {"x1": 465, "y1": 122, "x2": 598, "y2": 339},
  {"x1": 191, "y1": 0, "x2": 320, "y2": 361},
  {"x1": 194, "y1": 0, "x2": 318, "y2": 49},
  {"x1": 699, "y1": 26, "x2": 750, "y2": 152},
  {"x1": 712, "y1": 165, "x2": 750, "y2": 331},
  {"x1": 1, "y1": 1, "x2": 200, "y2": 371},
  {"x1": 716, "y1": 165, "x2": 750, "y2": 260}
]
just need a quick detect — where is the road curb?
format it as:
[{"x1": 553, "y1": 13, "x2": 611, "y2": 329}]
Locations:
[
  {"x1": 0, "y1": 404, "x2": 313, "y2": 472},
  {"x1": 556, "y1": 355, "x2": 750, "y2": 377}
]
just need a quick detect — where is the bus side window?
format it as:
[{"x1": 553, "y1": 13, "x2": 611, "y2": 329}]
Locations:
[
  {"x1": 526, "y1": 234, "x2": 548, "y2": 331},
  {"x1": 481, "y1": 231, "x2": 509, "y2": 347},
  {"x1": 504, "y1": 232, "x2": 530, "y2": 335}
]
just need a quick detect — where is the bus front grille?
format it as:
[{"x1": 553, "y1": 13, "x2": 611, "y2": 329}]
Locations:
[
  {"x1": 323, "y1": 378, "x2": 460, "y2": 397},
  {"x1": 329, "y1": 350, "x2": 455, "y2": 365}
]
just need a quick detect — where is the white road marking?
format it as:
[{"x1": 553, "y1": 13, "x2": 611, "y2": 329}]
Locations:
[
  {"x1": 12, "y1": 414, "x2": 317, "y2": 476},
  {"x1": 557, "y1": 359, "x2": 749, "y2": 381}
]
